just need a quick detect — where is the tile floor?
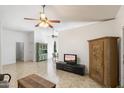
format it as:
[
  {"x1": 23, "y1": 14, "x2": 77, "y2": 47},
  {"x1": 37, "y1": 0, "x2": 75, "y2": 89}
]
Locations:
[{"x1": 2, "y1": 60, "x2": 102, "y2": 88}]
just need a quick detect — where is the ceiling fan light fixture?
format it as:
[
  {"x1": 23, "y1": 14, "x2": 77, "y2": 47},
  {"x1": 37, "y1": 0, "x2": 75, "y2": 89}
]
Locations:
[
  {"x1": 43, "y1": 23, "x2": 49, "y2": 28},
  {"x1": 40, "y1": 13, "x2": 46, "y2": 19},
  {"x1": 39, "y1": 21, "x2": 48, "y2": 28}
]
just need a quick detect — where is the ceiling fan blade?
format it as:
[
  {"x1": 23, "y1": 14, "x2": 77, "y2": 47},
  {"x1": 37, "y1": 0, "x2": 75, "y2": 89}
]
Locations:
[
  {"x1": 48, "y1": 24, "x2": 53, "y2": 28},
  {"x1": 49, "y1": 20, "x2": 60, "y2": 23},
  {"x1": 24, "y1": 18, "x2": 39, "y2": 20},
  {"x1": 35, "y1": 23, "x2": 41, "y2": 27},
  {"x1": 46, "y1": 22, "x2": 53, "y2": 28}
]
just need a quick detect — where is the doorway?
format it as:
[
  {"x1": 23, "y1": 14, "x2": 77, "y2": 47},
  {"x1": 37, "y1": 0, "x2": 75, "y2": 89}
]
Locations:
[{"x1": 16, "y1": 42, "x2": 24, "y2": 62}]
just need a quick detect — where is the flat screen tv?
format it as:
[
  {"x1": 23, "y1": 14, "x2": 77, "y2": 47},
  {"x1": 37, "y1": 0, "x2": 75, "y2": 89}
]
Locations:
[{"x1": 64, "y1": 54, "x2": 77, "y2": 64}]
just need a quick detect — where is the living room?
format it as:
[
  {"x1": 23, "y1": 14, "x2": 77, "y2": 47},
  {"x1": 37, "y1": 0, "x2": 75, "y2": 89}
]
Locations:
[{"x1": 0, "y1": 4, "x2": 124, "y2": 89}]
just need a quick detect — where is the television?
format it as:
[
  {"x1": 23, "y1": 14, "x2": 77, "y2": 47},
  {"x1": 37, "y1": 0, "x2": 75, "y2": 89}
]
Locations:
[{"x1": 64, "y1": 54, "x2": 77, "y2": 64}]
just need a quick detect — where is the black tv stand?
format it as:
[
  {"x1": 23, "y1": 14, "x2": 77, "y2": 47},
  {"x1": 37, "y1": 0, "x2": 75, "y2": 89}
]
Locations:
[{"x1": 56, "y1": 61, "x2": 85, "y2": 75}]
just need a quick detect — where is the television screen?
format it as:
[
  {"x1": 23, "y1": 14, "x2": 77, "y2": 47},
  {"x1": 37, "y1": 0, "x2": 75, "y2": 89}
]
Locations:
[{"x1": 64, "y1": 54, "x2": 77, "y2": 64}]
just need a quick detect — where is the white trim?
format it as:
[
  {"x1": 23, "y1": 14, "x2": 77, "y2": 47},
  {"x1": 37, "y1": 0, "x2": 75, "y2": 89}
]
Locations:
[
  {"x1": 121, "y1": 27, "x2": 124, "y2": 86},
  {"x1": 0, "y1": 22, "x2": 3, "y2": 73}
]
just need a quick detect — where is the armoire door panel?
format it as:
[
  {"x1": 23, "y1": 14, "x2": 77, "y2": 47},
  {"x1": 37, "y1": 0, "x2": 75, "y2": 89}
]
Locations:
[{"x1": 90, "y1": 40, "x2": 104, "y2": 84}]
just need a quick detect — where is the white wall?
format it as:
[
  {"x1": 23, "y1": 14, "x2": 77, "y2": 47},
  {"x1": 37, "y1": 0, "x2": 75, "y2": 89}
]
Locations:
[
  {"x1": 115, "y1": 5, "x2": 124, "y2": 86},
  {"x1": 27, "y1": 32, "x2": 34, "y2": 61},
  {"x1": 34, "y1": 29, "x2": 56, "y2": 60},
  {"x1": 1, "y1": 28, "x2": 31, "y2": 65},
  {"x1": 58, "y1": 20, "x2": 119, "y2": 73}
]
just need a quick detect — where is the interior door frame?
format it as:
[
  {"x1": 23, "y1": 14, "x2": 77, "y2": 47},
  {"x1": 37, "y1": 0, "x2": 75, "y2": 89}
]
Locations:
[{"x1": 121, "y1": 26, "x2": 124, "y2": 86}]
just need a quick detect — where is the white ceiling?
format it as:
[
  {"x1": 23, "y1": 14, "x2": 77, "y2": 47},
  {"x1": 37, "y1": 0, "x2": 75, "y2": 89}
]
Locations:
[{"x1": 0, "y1": 5, "x2": 120, "y2": 32}]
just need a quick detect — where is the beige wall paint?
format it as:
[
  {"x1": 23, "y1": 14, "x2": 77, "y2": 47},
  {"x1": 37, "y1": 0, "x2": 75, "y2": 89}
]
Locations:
[
  {"x1": 58, "y1": 20, "x2": 119, "y2": 73},
  {"x1": 58, "y1": 5, "x2": 124, "y2": 86}
]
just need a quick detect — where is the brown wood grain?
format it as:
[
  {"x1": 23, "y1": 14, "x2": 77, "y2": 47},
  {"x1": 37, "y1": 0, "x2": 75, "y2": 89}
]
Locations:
[
  {"x1": 18, "y1": 74, "x2": 56, "y2": 88},
  {"x1": 88, "y1": 37, "x2": 119, "y2": 87}
]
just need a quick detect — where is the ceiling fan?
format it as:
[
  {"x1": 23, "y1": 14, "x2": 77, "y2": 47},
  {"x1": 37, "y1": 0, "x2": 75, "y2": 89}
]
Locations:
[
  {"x1": 24, "y1": 5, "x2": 60, "y2": 28},
  {"x1": 48, "y1": 28, "x2": 58, "y2": 38}
]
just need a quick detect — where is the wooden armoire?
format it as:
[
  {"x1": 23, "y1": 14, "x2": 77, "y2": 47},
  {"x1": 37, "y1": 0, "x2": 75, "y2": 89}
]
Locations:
[{"x1": 88, "y1": 37, "x2": 119, "y2": 87}]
